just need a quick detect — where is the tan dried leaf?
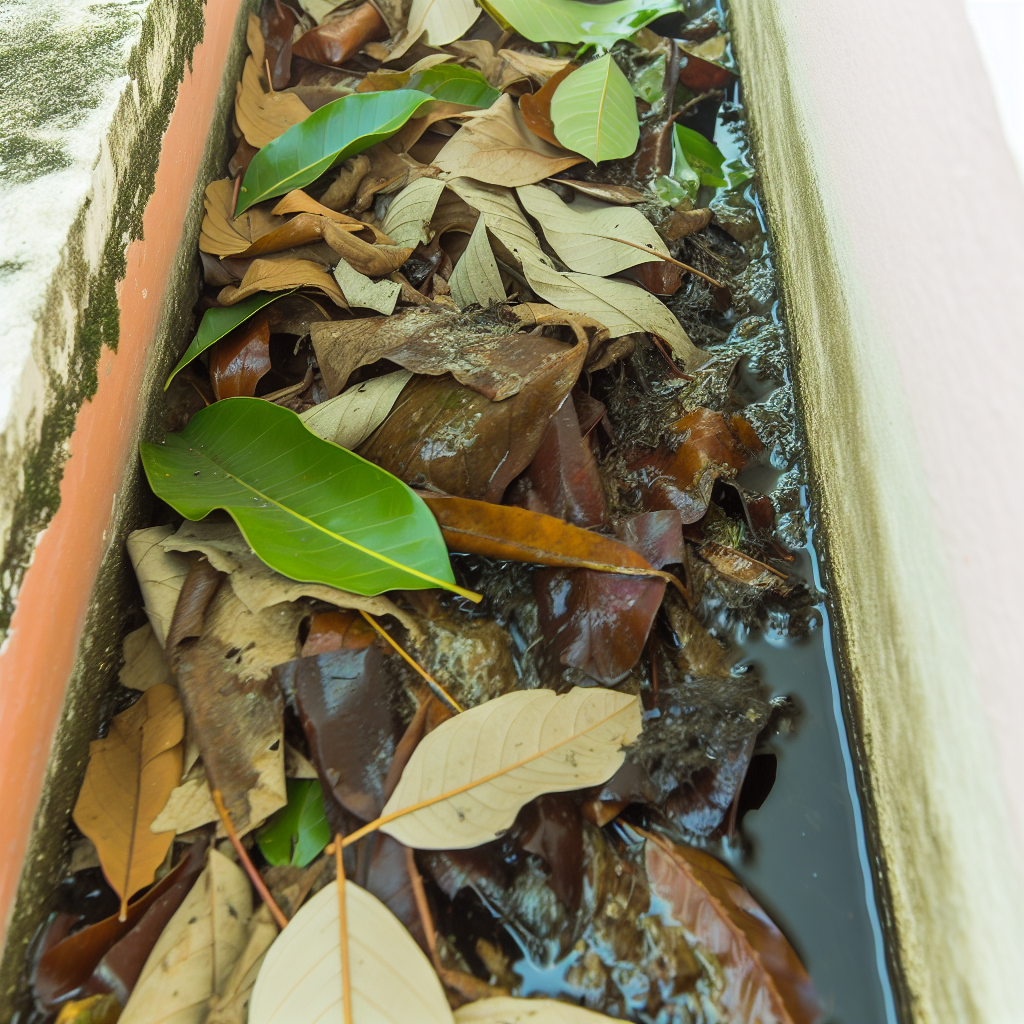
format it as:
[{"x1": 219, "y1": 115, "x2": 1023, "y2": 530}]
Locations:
[
  {"x1": 205, "y1": 905, "x2": 279, "y2": 1024},
  {"x1": 127, "y1": 526, "x2": 190, "y2": 646},
  {"x1": 386, "y1": 0, "x2": 480, "y2": 61},
  {"x1": 199, "y1": 178, "x2": 288, "y2": 257},
  {"x1": 455, "y1": 998, "x2": 620, "y2": 1022},
  {"x1": 249, "y1": 881, "x2": 453, "y2": 1024},
  {"x1": 119, "y1": 622, "x2": 174, "y2": 692},
  {"x1": 72, "y1": 684, "x2": 184, "y2": 914},
  {"x1": 435, "y1": 94, "x2": 584, "y2": 186},
  {"x1": 119, "y1": 850, "x2": 252, "y2": 1024},
  {"x1": 497, "y1": 49, "x2": 573, "y2": 86},
  {"x1": 271, "y1": 188, "x2": 394, "y2": 242},
  {"x1": 380, "y1": 687, "x2": 641, "y2": 849},
  {"x1": 322, "y1": 221, "x2": 413, "y2": 275},
  {"x1": 446, "y1": 176, "x2": 549, "y2": 269},
  {"x1": 151, "y1": 762, "x2": 220, "y2": 836},
  {"x1": 300, "y1": 369, "x2": 413, "y2": 449},
  {"x1": 235, "y1": 56, "x2": 311, "y2": 149},
  {"x1": 333, "y1": 256, "x2": 402, "y2": 313},
  {"x1": 381, "y1": 176, "x2": 447, "y2": 247},
  {"x1": 216, "y1": 257, "x2": 349, "y2": 308},
  {"x1": 449, "y1": 216, "x2": 505, "y2": 308},
  {"x1": 236, "y1": 213, "x2": 363, "y2": 259}
]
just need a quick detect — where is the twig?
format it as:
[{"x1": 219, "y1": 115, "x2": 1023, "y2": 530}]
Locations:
[
  {"x1": 405, "y1": 847, "x2": 443, "y2": 973},
  {"x1": 359, "y1": 611, "x2": 464, "y2": 714},
  {"x1": 326, "y1": 835, "x2": 353, "y2": 1024},
  {"x1": 231, "y1": 174, "x2": 242, "y2": 216},
  {"x1": 211, "y1": 789, "x2": 289, "y2": 930}
]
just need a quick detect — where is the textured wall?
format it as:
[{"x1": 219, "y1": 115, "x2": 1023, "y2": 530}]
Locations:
[{"x1": 730, "y1": 1, "x2": 1024, "y2": 1022}]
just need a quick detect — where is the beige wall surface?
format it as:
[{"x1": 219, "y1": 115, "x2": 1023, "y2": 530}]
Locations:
[{"x1": 731, "y1": 0, "x2": 1024, "y2": 1021}]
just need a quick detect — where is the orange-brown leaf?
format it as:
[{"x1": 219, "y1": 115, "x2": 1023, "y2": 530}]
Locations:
[
  {"x1": 292, "y1": 2, "x2": 388, "y2": 66},
  {"x1": 72, "y1": 684, "x2": 184, "y2": 916},
  {"x1": 519, "y1": 63, "x2": 577, "y2": 147},
  {"x1": 216, "y1": 258, "x2": 348, "y2": 309},
  {"x1": 644, "y1": 833, "x2": 822, "y2": 1024},
  {"x1": 210, "y1": 313, "x2": 272, "y2": 400}
]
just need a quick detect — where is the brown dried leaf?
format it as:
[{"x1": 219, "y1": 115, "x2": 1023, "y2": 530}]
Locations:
[
  {"x1": 216, "y1": 257, "x2": 349, "y2": 308},
  {"x1": 555, "y1": 179, "x2": 648, "y2": 205},
  {"x1": 321, "y1": 220, "x2": 414, "y2": 275},
  {"x1": 72, "y1": 685, "x2": 184, "y2": 915},
  {"x1": 519, "y1": 63, "x2": 576, "y2": 147},
  {"x1": 271, "y1": 188, "x2": 391, "y2": 239},
  {"x1": 435, "y1": 94, "x2": 584, "y2": 186},
  {"x1": 292, "y1": 2, "x2": 389, "y2": 65},
  {"x1": 119, "y1": 623, "x2": 173, "y2": 692},
  {"x1": 235, "y1": 56, "x2": 311, "y2": 150},
  {"x1": 261, "y1": 0, "x2": 299, "y2": 90},
  {"x1": 199, "y1": 178, "x2": 288, "y2": 258},
  {"x1": 496, "y1": 49, "x2": 572, "y2": 87},
  {"x1": 210, "y1": 311, "x2": 271, "y2": 400},
  {"x1": 235, "y1": 212, "x2": 363, "y2": 259}
]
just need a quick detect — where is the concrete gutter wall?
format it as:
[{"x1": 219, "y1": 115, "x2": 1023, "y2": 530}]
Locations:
[
  {"x1": 0, "y1": 0, "x2": 250, "y2": 1006},
  {"x1": 730, "y1": 1, "x2": 1024, "y2": 1022}
]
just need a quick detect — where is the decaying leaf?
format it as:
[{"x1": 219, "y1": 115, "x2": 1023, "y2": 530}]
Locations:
[
  {"x1": 643, "y1": 834, "x2": 823, "y2": 1024},
  {"x1": 217, "y1": 258, "x2": 348, "y2": 308},
  {"x1": 235, "y1": 56, "x2": 312, "y2": 150},
  {"x1": 248, "y1": 881, "x2": 452, "y2": 1024},
  {"x1": 700, "y1": 541, "x2": 790, "y2": 593},
  {"x1": 379, "y1": 687, "x2": 641, "y2": 848},
  {"x1": 72, "y1": 685, "x2": 184, "y2": 916},
  {"x1": 333, "y1": 255, "x2": 402, "y2": 313},
  {"x1": 119, "y1": 850, "x2": 252, "y2": 1024},
  {"x1": 300, "y1": 369, "x2": 413, "y2": 449},
  {"x1": 449, "y1": 214, "x2": 506, "y2": 308},
  {"x1": 435, "y1": 94, "x2": 584, "y2": 186},
  {"x1": 205, "y1": 905, "x2": 279, "y2": 1024}
]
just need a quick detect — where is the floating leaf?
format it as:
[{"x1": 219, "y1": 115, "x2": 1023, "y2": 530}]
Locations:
[
  {"x1": 436, "y1": 95, "x2": 584, "y2": 187},
  {"x1": 675, "y1": 124, "x2": 727, "y2": 187},
  {"x1": 517, "y1": 184, "x2": 667, "y2": 275},
  {"x1": 249, "y1": 881, "x2": 453, "y2": 1024},
  {"x1": 140, "y1": 398, "x2": 471, "y2": 599},
  {"x1": 72, "y1": 684, "x2": 184, "y2": 917},
  {"x1": 237, "y1": 90, "x2": 436, "y2": 214},
  {"x1": 520, "y1": 256, "x2": 703, "y2": 367},
  {"x1": 455, "y1": 999, "x2": 621, "y2": 1022},
  {"x1": 480, "y1": 0, "x2": 683, "y2": 47},
  {"x1": 449, "y1": 216, "x2": 506, "y2": 308},
  {"x1": 379, "y1": 687, "x2": 642, "y2": 848},
  {"x1": 166, "y1": 291, "x2": 289, "y2": 389},
  {"x1": 381, "y1": 176, "x2": 447, "y2": 247},
  {"x1": 300, "y1": 369, "x2": 413, "y2": 449},
  {"x1": 550, "y1": 55, "x2": 639, "y2": 163},
  {"x1": 119, "y1": 850, "x2": 252, "y2": 1024},
  {"x1": 388, "y1": 0, "x2": 482, "y2": 61},
  {"x1": 257, "y1": 779, "x2": 332, "y2": 868}
]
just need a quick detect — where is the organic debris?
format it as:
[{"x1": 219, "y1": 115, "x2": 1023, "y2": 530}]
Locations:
[{"x1": 33, "y1": 3, "x2": 824, "y2": 1023}]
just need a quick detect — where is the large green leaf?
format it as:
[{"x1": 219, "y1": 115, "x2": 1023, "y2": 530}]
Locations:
[
  {"x1": 236, "y1": 90, "x2": 436, "y2": 214},
  {"x1": 165, "y1": 291, "x2": 291, "y2": 390},
  {"x1": 140, "y1": 398, "x2": 475, "y2": 599},
  {"x1": 550, "y1": 55, "x2": 639, "y2": 163},
  {"x1": 480, "y1": 0, "x2": 682, "y2": 46},
  {"x1": 674, "y1": 125, "x2": 727, "y2": 187},
  {"x1": 257, "y1": 780, "x2": 331, "y2": 868}
]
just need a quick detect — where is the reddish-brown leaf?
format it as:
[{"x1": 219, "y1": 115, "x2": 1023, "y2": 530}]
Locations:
[
  {"x1": 512, "y1": 794, "x2": 583, "y2": 912},
  {"x1": 210, "y1": 312, "x2": 272, "y2": 400},
  {"x1": 292, "y1": 2, "x2": 389, "y2": 66},
  {"x1": 678, "y1": 51, "x2": 735, "y2": 92},
  {"x1": 261, "y1": 0, "x2": 298, "y2": 90},
  {"x1": 628, "y1": 259, "x2": 686, "y2": 296},
  {"x1": 519, "y1": 63, "x2": 577, "y2": 147},
  {"x1": 301, "y1": 610, "x2": 377, "y2": 657},
  {"x1": 643, "y1": 834, "x2": 823, "y2": 1024}
]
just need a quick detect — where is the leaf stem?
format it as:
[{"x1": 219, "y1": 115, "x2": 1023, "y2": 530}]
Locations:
[
  {"x1": 604, "y1": 235, "x2": 727, "y2": 289},
  {"x1": 211, "y1": 789, "x2": 289, "y2": 930},
  {"x1": 327, "y1": 835, "x2": 353, "y2": 1024},
  {"x1": 359, "y1": 611, "x2": 463, "y2": 714}
]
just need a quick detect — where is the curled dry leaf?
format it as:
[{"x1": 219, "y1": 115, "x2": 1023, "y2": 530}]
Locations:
[
  {"x1": 517, "y1": 184, "x2": 668, "y2": 275},
  {"x1": 199, "y1": 178, "x2": 288, "y2": 258},
  {"x1": 234, "y1": 213, "x2": 363, "y2": 260},
  {"x1": 292, "y1": 2, "x2": 389, "y2": 65},
  {"x1": 387, "y1": 0, "x2": 481, "y2": 62},
  {"x1": 271, "y1": 188, "x2": 393, "y2": 242},
  {"x1": 217, "y1": 258, "x2": 349, "y2": 308},
  {"x1": 235, "y1": 56, "x2": 312, "y2": 150},
  {"x1": 248, "y1": 881, "x2": 452, "y2": 1024},
  {"x1": 72, "y1": 684, "x2": 184, "y2": 916},
  {"x1": 380, "y1": 175, "x2": 447, "y2": 247},
  {"x1": 300, "y1": 369, "x2": 413, "y2": 449},
  {"x1": 455, "y1": 998, "x2": 621, "y2": 1022},
  {"x1": 435, "y1": 94, "x2": 584, "y2": 187},
  {"x1": 643, "y1": 834, "x2": 823, "y2": 1024},
  {"x1": 119, "y1": 850, "x2": 252, "y2": 1024},
  {"x1": 448, "y1": 215, "x2": 505, "y2": 309},
  {"x1": 321, "y1": 221, "x2": 413, "y2": 275},
  {"x1": 519, "y1": 63, "x2": 576, "y2": 147},
  {"x1": 379, "y1": 686, "x2": 642, "y2": 848},
  {"x1": 555, "y1": 179, "x2": 648, "y2": 205}
]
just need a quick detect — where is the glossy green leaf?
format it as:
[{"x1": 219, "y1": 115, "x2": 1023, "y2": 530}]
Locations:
[
  {"x1": 406, "y1": 65, "x2": 500, "y2": 107},
  {"x1": 257, "y1": 780, "x2": 331, "y2": 868},
  {"x1": 236, "y1": 90, "x2": 436, "y2": 215},
  {"x1": 674, "y1": 124, "x2": 728, "y2": 188},
  {"x1": 140, "y1": 398, "x2": 477, "y2": 600},
  {"x1": 165, "y1": 291, "x2": 290, "y2": 390},
  {"x1": 479, "y1": 0, "x2": 682, "y2": 47},
  {"x1": 632, "y1": 55, "x2": 666, "y2": 104},
  {"x1": 550, "y1": 55, "x2": 639, "y2": 163}
]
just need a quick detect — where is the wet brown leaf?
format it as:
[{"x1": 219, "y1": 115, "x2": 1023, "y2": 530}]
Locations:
[
  {"x1": 216, "y1": 257, "x2": 349, "y2": 308},
  {"x1": 261, "y1": 0, "x2": 298, "y2": 90},
  {"x1": 293, "y1": 2, "x2": 389, "y2": 65},
  {"x1": 628, "y1": 259, "x2": 686, "y2": 296},
  {"x1": 700, "y1": 541, "x2": 790, "y2": 593},
  {"x1": 643, "y1": 833, "x2": 822, "y2": 1024},
  {"x1": 360, "y1": 352, "x2": 584, "y2": 502},
  {"x1": 301, "y1": 610, "x2": 377, "y2": 657},
  {"x1": 72, "y1": 685, "x2": 184, "y2": 916},
  {"x1": 435, "y1": 94, "x2": 585, "y2": 187},
  {"x1": 210, "y1": 312, "x2": 272, "y2": 400},
  {"x1": 661, "y1": 206, "x2": 713, "y2": 240},
  {"x1": 513, "y1": 794, "x2": 583, "y2": 912},
  {"x1": 677, "y1": 49, "x2": 734, "y2": 92},
  {"x1": 519, "y1": 63, "x2": 577, "y2": 147}
]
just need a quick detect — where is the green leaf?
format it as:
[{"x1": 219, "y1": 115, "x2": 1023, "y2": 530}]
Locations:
[
  {"x1": 550, "y1": 55, "x2": 639, "y2": 163},
  {"x1": 165, "y1": 291, "x2": 290, "y2": 390},
  {"x1": 257, "y1": 780, "x2": 331, "y2": 868},
  {"x1": 236, "y1": 90, "x2": 436, "y2": 215},
  {"x1": 140, "y1": 398, "x2": 477, "y2": 600},
  {"x1": 674, "y1": 124, "x2": 728, "y2": 188},
  {"x1": 632, "y1": 54, "x2": 666, "y2": 104},
  {"x1": 406, "y1": 65, "x2": 500, "y2": 107},
  {"x1": 480, "y1": 0, "x2": 683, "y2": 47}
]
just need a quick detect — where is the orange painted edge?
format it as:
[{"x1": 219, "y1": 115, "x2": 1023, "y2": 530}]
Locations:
[{"x1": 0, "y1": 0, "x2": 243, "y2": 946}]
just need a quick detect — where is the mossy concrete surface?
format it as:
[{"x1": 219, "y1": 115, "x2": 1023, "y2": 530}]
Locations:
[
  {"x1": 0, "y1": 0, "x2": 254, "y2": 1010},
  {"x1": 731, "y1": 1, "x2": 1024, "y2": 1022}
]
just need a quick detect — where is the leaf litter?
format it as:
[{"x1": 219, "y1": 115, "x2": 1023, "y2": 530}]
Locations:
[{"x1": 32, "y1": 4, "x2": 825, "y2": 1024}]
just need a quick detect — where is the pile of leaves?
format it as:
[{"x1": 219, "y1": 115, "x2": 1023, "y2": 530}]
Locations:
[{"x1": 26, "y1": 1, "x2": 823, "y2": 1022}]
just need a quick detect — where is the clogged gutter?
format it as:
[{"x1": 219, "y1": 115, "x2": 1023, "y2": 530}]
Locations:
[{"x1": 24, "y1": 2, "x2": 841, "y2": 1022}]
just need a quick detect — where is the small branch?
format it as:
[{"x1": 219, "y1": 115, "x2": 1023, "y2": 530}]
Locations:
[
  {"x1": 327, "y1": 835, "x2": 353, "y2": 1024},
  {"x1": 405, "y1": 847, "x2": 443, "y2": 973},
  {"x1": 231, "y1": 174, "x2": 242, "y2": 217},
  {"x1": 359, "y1": 611, "x2": 464, "y2": 714},
  {"x1": 211, "y1": 789, "x2": 289, "y2": 930}
]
